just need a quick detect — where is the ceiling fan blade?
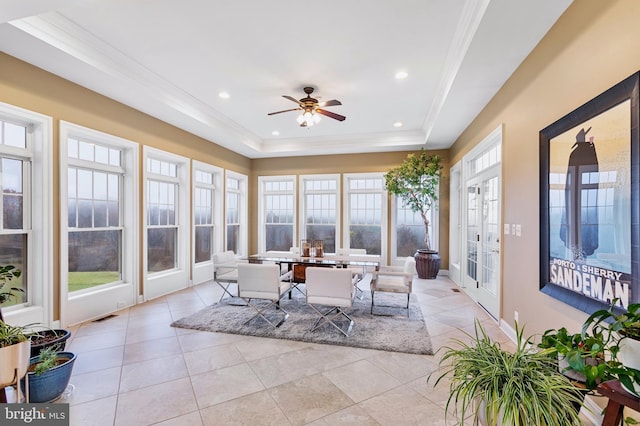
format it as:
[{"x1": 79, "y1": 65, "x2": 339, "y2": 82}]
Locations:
[
  {"x1": 267, "y1": 107, "x2": 302, "y2": 116},
  {"x1": 316, "y1": 109, "x2": 346, "y2": 121},
  {"x1": 282, "y1": 95, "x2": 302, "y2": 105},
  {"x1": 318, "y1": 99, "x2": 342, "y2": 107}
]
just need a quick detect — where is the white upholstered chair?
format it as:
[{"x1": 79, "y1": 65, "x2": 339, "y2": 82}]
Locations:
[
  {"x1": 370, "y1": 256, "x2": 415, "y2": 317},
  {"x1": 237, "y1": 263, "x2": 292, "y2": 328},
  {"x1": 336, "y1": 248, "x2": 367, "y2": 299},
  {"x1": 305, "y1": 267, "x2": 356, "y2": 336},
  {"x1": 213, "y1": 250, "x2": 245, "y2": 302}
]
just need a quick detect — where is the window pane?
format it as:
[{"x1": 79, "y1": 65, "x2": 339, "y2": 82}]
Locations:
[
  {"x1": 397, "y1": 201, "x2": 429, "y2": 257},
  {"x1": 226, "y1": 224, "x2": 239, "y2": 252},
  {"x1": 147, "y1": 228, "x2": 177, "y2": 272},
  {"x1": 0, "y1": 234, "x2": 27, "y2": 307},
  {"x1": 2, "y1": 158, "x2": 23, "y2": 228},
  {"x1": 195, "y1": 226, "x2": 213, "y2": 263},
  {"x1": 266, "y1": 224, "x2": 293, "y2": 251},
  {"x1": 79, "y1": 141, "x2": 94, "y2": 161},
  {"x1": 95, "y1": 144, "x2": 109, "y2": 164},
  {"x1": 77, "y1": 200, "x2": 93, "y2": 228},
  {"x1": 305, "y1": 224, "x2": 335, "y2": 253},
  {"x1": 68, "y1": 230, "x2": 121, "y2": 292},
  {"x1": 3, "y1": 122, "x2": 26, "y2": 148}
]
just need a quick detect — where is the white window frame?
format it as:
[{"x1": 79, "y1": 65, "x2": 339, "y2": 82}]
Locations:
[
  {"x1": 258, "y1": 175, "x2": 297, "y2": 253},
  {"x1": 343, "y1": 173, "x2": 388, "y2": 259},
  {"x1": 225, "y1": 170, "x2": 248, "y2": 257},
  {"x1": 59, "y1": 121, "x2": 139, "y2": 326},
  {"x1": 0, "y1": 102, "x2": 52, "y2": 327},
  {"x1": 192, "y1": 160, "x2": 223, "y2": 285},
  {"x1": 143, "y1": 146, "x2": 189, "y2": 300},
  {"x1": 299, "y1": 174, "x2": 340, "y2": 254}
]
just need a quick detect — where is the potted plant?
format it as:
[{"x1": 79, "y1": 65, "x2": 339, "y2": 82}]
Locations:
[
  {"x1": 21, "y1": 345, "x2": 76, "y2": 403},
  {"x1": 0, "y1": 320, "x2": 31, "y2": 403},
  {"x1": 538, "y1": 326, "x2": 613, "y2": 390},
  {"x1": 28, "y1": 327, "x2": 72, "y2": 358},
  {"x1": 582, "y1": 301, "x2": 640, "y2": 396},
  {"x1": 431, "y1": 320, "x2": 585, "y2": 425},
  {"x1": 384, "y1": 150, "x2": 443, "y2": 279}
]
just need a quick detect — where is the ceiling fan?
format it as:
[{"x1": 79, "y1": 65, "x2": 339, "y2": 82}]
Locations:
[{"x1": 268, "y1": 86, "x2": 346, "y2": 126}]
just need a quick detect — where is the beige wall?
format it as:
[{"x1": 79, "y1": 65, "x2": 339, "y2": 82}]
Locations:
[
  {"x1": 451, "y1": 0, "x2": 640, "y2": 334},
  {"x1": 250, "y1": 150, "x2": 450, "y2": 263}
]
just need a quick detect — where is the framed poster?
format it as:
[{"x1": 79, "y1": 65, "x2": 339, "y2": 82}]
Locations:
[{"x1": 540, "y1": 72, "x2": 639, "y2": 314}]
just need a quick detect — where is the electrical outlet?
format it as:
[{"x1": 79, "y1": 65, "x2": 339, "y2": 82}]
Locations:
[
  {"x1": 117, "y1": 300, "x2": 127, "y2": 308},
  {"x1": 515, "y1": 224, "x2": 522, "y2": 237},
  {"x1": 514, "y1": 310, "x2": 519, "y2": 322}
]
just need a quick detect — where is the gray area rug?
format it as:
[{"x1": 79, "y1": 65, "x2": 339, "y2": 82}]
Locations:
[{"x1": 171, "y1": 287, "x2": 433, "y2": 355}]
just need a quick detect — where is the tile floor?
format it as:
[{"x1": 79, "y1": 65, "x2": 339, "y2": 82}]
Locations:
[{"x1": 29, "y1": 276, "x2": 513, "y2": 425}]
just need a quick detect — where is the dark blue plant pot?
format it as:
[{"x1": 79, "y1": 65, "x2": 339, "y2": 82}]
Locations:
[{"x1": 20, "y1": 352, "x2": 76, "y2": 403}]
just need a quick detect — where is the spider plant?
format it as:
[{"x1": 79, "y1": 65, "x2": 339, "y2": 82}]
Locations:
[{"x1": 431, "y1": 320, "x2": 585, "y2": 425}]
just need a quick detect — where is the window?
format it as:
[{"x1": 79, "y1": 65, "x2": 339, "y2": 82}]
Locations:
[
  {"x1": 146, "y1": 158, "x2": 179, "y2": 273},
  {"x1": 394, "y1": 191, "x2": 438, "y2": 256},
  {"x1": 143, "y1": 147, "x2": 189, "y2": 299},
  {"x1": 0, "y1": 122, "x2": 29, "y2": 307},
  {"x1": 67, "y1": 139, "x2": 123, "y2": 291},
  {"x1": 225, "y1": 171, "x2": 247, "y2": 256},
  {"x1": 300, "y1": 174, "x2": 339, "y2": 253},
  {"x1": 258, "y1": 176, "x2": 296, "y2": 252},
  {"x1": 194, "y1": 166, "x2": 222, "y2": 263},
  {"x1": 192, "y1": 162, "x2": 222, "y2": 285},
  {"x1": 344, "y1": 174, "x2": 387, "y2": 256},
  {"x1": 0, "y1": 103, "x2": 51, "y2": 325},
  {"x1": 60, "y1": 121, "x2": 138, "y2": 325}
]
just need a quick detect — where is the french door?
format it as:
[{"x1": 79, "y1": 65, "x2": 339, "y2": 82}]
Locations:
[{"x1": 463, "y1": 170, "x2": 501, "y2": 319}]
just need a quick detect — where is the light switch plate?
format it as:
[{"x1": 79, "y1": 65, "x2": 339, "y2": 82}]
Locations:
[
  {"x1": 515, "y1": 224, "x2": 522, "y2": 237},
  {"x1": 511, "y1": 224, "x2": 516, "y2": 235},
  {"x1": 504, "y1": 224, "x2": 510, "y2": 235}
]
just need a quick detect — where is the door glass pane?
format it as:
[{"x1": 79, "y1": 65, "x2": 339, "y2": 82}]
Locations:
[
  {"x1": 481, "y1": 177, "x2": 500, "y2": 295},
  {"x1": 466, "y1": 185, "x2": 478, "y2": 280}
]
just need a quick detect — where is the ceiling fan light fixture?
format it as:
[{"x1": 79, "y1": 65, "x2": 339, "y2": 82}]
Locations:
[
  {"x1": 296, "y1": 114, "x2": 305, "y2": 124},
  {"x1": 313, "y1": 114, "x2": 321, "y2": 124}
]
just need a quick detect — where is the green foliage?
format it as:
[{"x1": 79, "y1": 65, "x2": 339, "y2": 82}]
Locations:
[
  {"x1": 579, "y1": 301, "x2": 640, "y2": 395},
  {"x1": 32, "y1": 345, "x2": 61, "y2": 375},
  {"x1": 0, "y1": 265, "x2": 23, "y2": 305},
  {"x1": 0, "y1": 320, "x2": 29, "y2": 347},
  {"x1": 538, "y1": 326, "x2": 613, "y2": 390},
  {"x1": 383, "y1": 150, "x2": 442, "y2": 250},
  {"x1": 432, "y1": 320, "x2": 584, "y2": 425}
]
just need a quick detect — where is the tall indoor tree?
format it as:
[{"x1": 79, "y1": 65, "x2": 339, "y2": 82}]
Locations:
[{"x1": 384, "y1": 150, "x2": 443, "y2": 278}]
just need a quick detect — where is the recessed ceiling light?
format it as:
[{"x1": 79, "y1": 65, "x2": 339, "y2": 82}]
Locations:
[
  {"x1": 218, "y1": 91, "x2": 230, "y2": 99},
  {"x1": 393, "y1": 121, "x2": 403, "y2": 128},
  {"x1": 395, "y1": 71, "x2": 408, "y2": 80},
  {"x1": 272, "y1": 131, "x2": 280, "y2": 136}
]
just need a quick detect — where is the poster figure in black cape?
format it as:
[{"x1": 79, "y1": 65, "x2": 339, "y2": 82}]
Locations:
[
  {"x1": 548, "y1": 101, "x2": 632, "y2": 309},
  {"x1": 560, "y1": 127, "x2": 599, "y2": 260}
]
